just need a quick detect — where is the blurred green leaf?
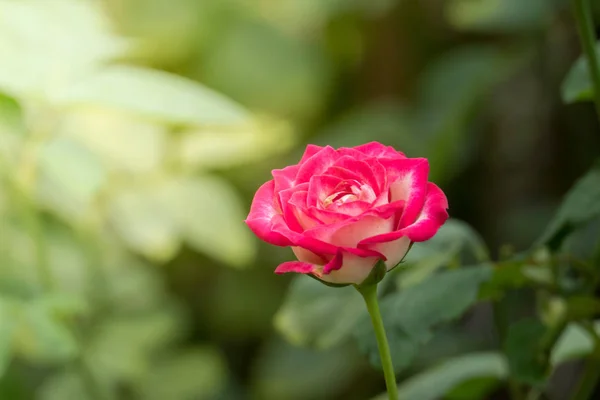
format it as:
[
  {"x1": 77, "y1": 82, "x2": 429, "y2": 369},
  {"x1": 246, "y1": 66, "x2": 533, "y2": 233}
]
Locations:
[
  {"x1": 0, "y1": 0, "x2": 127, "y2": 98},
  {"x1": 36, "y1": 137, "x2": 106, "y2": 223},
  {"x1": 13, "y1": 298, "x2": 79, "y2": 364},
  {"x1": 447, "y1": 0, "x2": 551, "y2": 33},
  {"x1": 108, "y1": 176, "x2": 256, "y2": 265},
  {"x1": 562, "y1": 41, "x2": 600, "y2": 104},
  {"x1": 551, "y1": 321, "x2": 600, "y2": 365},
  {"x1": 39, "y1": 371, "x2": 93, "y2": 400},
  {"x1": 139, "y1": 347, "x2": 227, "y2": 400},
  {"x1": 503, "y1": 318, "x2": 547, "y2": 385},
  {"x1": 417, "y1": 46, "x2": 524, "y2": 182},
  {"x1": 274, "y1": 276, "x2": 364, "y2": 349},
  {"x1": 537, "y1": 160, "x2": 600, "y2": 249},
  {"x1": 372, "y1": 352, "x2": 508, "y2": 400},
  {"x1": 397, "y1": 219, "x2": 489, "y2": 289},
  {"x1": 55, "y1": 65, "x2": 249, "y2": 126},
  {"x1": 201, "y1": 20, "x2": 330, "y2": 121},
  {"x1": 178, "y1": 118, "x2": 296, "y2": 171},
  {"x1": 171, "y1": 176, "x2": 256, "y2": 267},
  {"x1": 252, "y1": 338, "x2": 362, "y2": 400},
  {"x1": 88, "y1": 310, "x2": 184, "y2": 383},
  {"x1": 60, "y1": 108, "x2": 168, "y2": 174},
  {"x1": 356, "y1": 265, "x2": 492, "y2": 371}
]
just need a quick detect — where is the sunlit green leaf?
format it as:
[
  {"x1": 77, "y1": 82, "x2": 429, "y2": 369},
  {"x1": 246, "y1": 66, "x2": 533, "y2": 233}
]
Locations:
[
  {"x1": 0, "y1": 0, "x2": 127, "y2": 98},
  {"x1": 562, "y1": 42, "x2": 600, "y2": 104},
  {"x1": 54, "y1": 65, "x2": 249, "y2": 126},
  {"x1": 177, "y1": 117, "x2": 295, "y2": 170},
  {"x1": 36, "y1": 137, "x2": 107, "y2": 223},
  {"x1": 170, "y1": 176, "x2": 256, "y2": 267},
  {"x1": 274, "y1": 276, "x2": 364, "y2": 349},
  {"x1": 372, "y1": 352, "x2": 508, "y2": 400},
  {"x1": 13, "y1": 299, "x2": 79, "y2": 364},
  {"x1": 60, "y1": 108, "x2": 168, "y2": 174}
]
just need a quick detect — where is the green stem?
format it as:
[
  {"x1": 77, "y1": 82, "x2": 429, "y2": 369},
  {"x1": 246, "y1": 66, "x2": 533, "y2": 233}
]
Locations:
[
  {"x1": 356, "y1": 284, "x2": 399, "y2": 400},
  {"x1": 572, "y1": 0, "x2": 600, "y2": 120}
]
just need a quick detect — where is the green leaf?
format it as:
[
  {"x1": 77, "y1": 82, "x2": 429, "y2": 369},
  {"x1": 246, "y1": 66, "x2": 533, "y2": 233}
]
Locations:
[
  {"x1": 356, "y1": 266, "x2": 492, "y2": 371},
  {"x1": 171, "y1": 176, "x2": 256, "y2": 267},
  {"x1": 0, "y1": 0, "x2": 126, "y2": 98},
  {"x1": 54, "y1": 65, "x2": 250, "y2": 126},
  {"x1": 274, "y1": 276, "x2": 364, "y2": 349},
  {"x1": 177, "y1": 117, "x2": 296, "y2": 171},
  {"x1": 397, "y1": 219, "x2": 489, "y2": 289},
  {"x1": 13, "y1": 299, "x2": 79, "y2": 364},
  {"x1": 139, "y1": 347, "x2": 227, "y2": 400},
  {"x1": 252, "y1": 338, "x2": 363, "y2": 400},
  {"x1": 503, "y1": 318, "x2": 547, "y2": 386},
  {"x1": 372, "y1": 352, "x2": 508, "y2": 400},
  {"x1": 551, "y1": 321, "x2": 600, "y2": 365},
  {"x1": 537, "y1": 160, "x2": 600, "y2": 249},
  {"x1": 36, "y1": 137, "x2": 106, "y2": 223},
  {"x1": 447, "y1": 0, "x2": 551, "y2": 33},
  {"x1": 562, "y1": 41, "x2": 600, "y2": 104},
  {"x1": 60, "y1": 108, "x2": 168, "y2": 174}
]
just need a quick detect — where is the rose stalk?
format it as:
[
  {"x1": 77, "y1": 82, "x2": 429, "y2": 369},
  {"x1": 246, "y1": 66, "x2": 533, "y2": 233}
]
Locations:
[{"x1": 245, "y1": 142, "x2": 449, "y2": 399}]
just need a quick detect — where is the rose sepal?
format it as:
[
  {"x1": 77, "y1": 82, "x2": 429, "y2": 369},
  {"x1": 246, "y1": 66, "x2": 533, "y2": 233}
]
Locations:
[{"x1": 354, "y1": 259, "x2": 388, "y2": 290}]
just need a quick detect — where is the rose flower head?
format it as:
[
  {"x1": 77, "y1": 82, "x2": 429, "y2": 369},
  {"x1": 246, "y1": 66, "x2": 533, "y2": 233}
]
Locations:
[{"x1": 245, "y1": 142, "x2": 449, "y2": 286}]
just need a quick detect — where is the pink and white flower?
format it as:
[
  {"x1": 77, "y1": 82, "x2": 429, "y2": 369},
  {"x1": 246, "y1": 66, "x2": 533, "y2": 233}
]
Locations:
[{"x1": 245, "y1": 142, "x2": 449, "y2": 285}]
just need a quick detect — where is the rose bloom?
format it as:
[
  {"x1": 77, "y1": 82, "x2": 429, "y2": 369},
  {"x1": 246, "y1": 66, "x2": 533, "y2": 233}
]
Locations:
[{"x1": 245, "y1": 142, "x2": 449, "y2": 285}]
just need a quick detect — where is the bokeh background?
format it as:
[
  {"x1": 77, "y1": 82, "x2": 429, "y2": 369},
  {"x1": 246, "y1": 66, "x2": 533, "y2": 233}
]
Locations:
[{"x1": 0, "y1": 0, "x2": 599, "y2": 399}]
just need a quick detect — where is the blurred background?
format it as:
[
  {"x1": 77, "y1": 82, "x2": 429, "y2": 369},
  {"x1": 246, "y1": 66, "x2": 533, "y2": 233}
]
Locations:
[{"x1": 0, "y1": 0, "x2": 599, "y2": 399}]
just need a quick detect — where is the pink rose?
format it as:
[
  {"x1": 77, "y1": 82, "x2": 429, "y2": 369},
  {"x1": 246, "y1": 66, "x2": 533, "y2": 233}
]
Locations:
[{"x1": 245, "y1": 142, "x2": 449, "y2": 285}]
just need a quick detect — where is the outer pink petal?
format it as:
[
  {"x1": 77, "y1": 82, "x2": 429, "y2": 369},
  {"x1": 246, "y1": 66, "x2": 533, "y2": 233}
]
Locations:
[
  {"x1": 300, "y1": 144, "x2": 325, "y2": 162},
  {"x1": 274, "y1": 261, "x2": 315, "y2": 274},
  {"x1": 401, "y1": 182, "x2": 449, "y2": 241},
  {"x1": 272, "y1": 165, "x2": 299, "y2": 195},
  {"x1": 354, "y1": 142, "x2": 406, "y2": 159},
  {"x1": 295, "y1": 146, "x2": 339, "y2": 184},
  {"x1": 381, "y1": 157, "x2": 430, "y2": 228},
  {"x1": 358, "y1": 182, "x2": 448, "y2": 244},
  {"x1": 245, "y1": 180, "x2": 294, "y2": 246},
  {"x1": 363, "y1": 236, "x2": 411, "y2": 270}
]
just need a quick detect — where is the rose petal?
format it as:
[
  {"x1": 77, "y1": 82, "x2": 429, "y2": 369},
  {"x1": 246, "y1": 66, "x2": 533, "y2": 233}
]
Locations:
[
  {"x1": 307, "y1": 174, "x2": 343, "y2": 208},
  {"x1": 245, "y1": 180, "x2": 295, "y2": 246},
  {"x1": 364, "y1": 236, "x2": 411, "y2": 270},
  {"x1": 288, "y1": 190, "x2": 321, "y2": 230},
  {"x1": 354, "y1": 142, "x2": 406, "y2": 159},
  {"x1": 274, "y1": 261, "x2": 316, "y2": 274},
  {"x1": 300, "y1": 144, "x2": 324, "y2": 162},
  {"x1": 320, "y1": 251, "x2": 379, "y2": 284},
  {"x1": 332, "y1": 156, "x2": 379, "y2": 194},
  {"x1": 381, "y1": 157, "x2": 429, "y2": 228},
  {"x1": 306, "y1": 214, "x2": 394, "y2": 249},
  {"x1": 295, "y1": 146, "x2": 339, "y2": 184},
  {"x1": 272, "y1": 165, "x2": 299, "y2": 196},
  {"x1": 358, "y1": 182, "x2": 448, "y2": 244}
]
